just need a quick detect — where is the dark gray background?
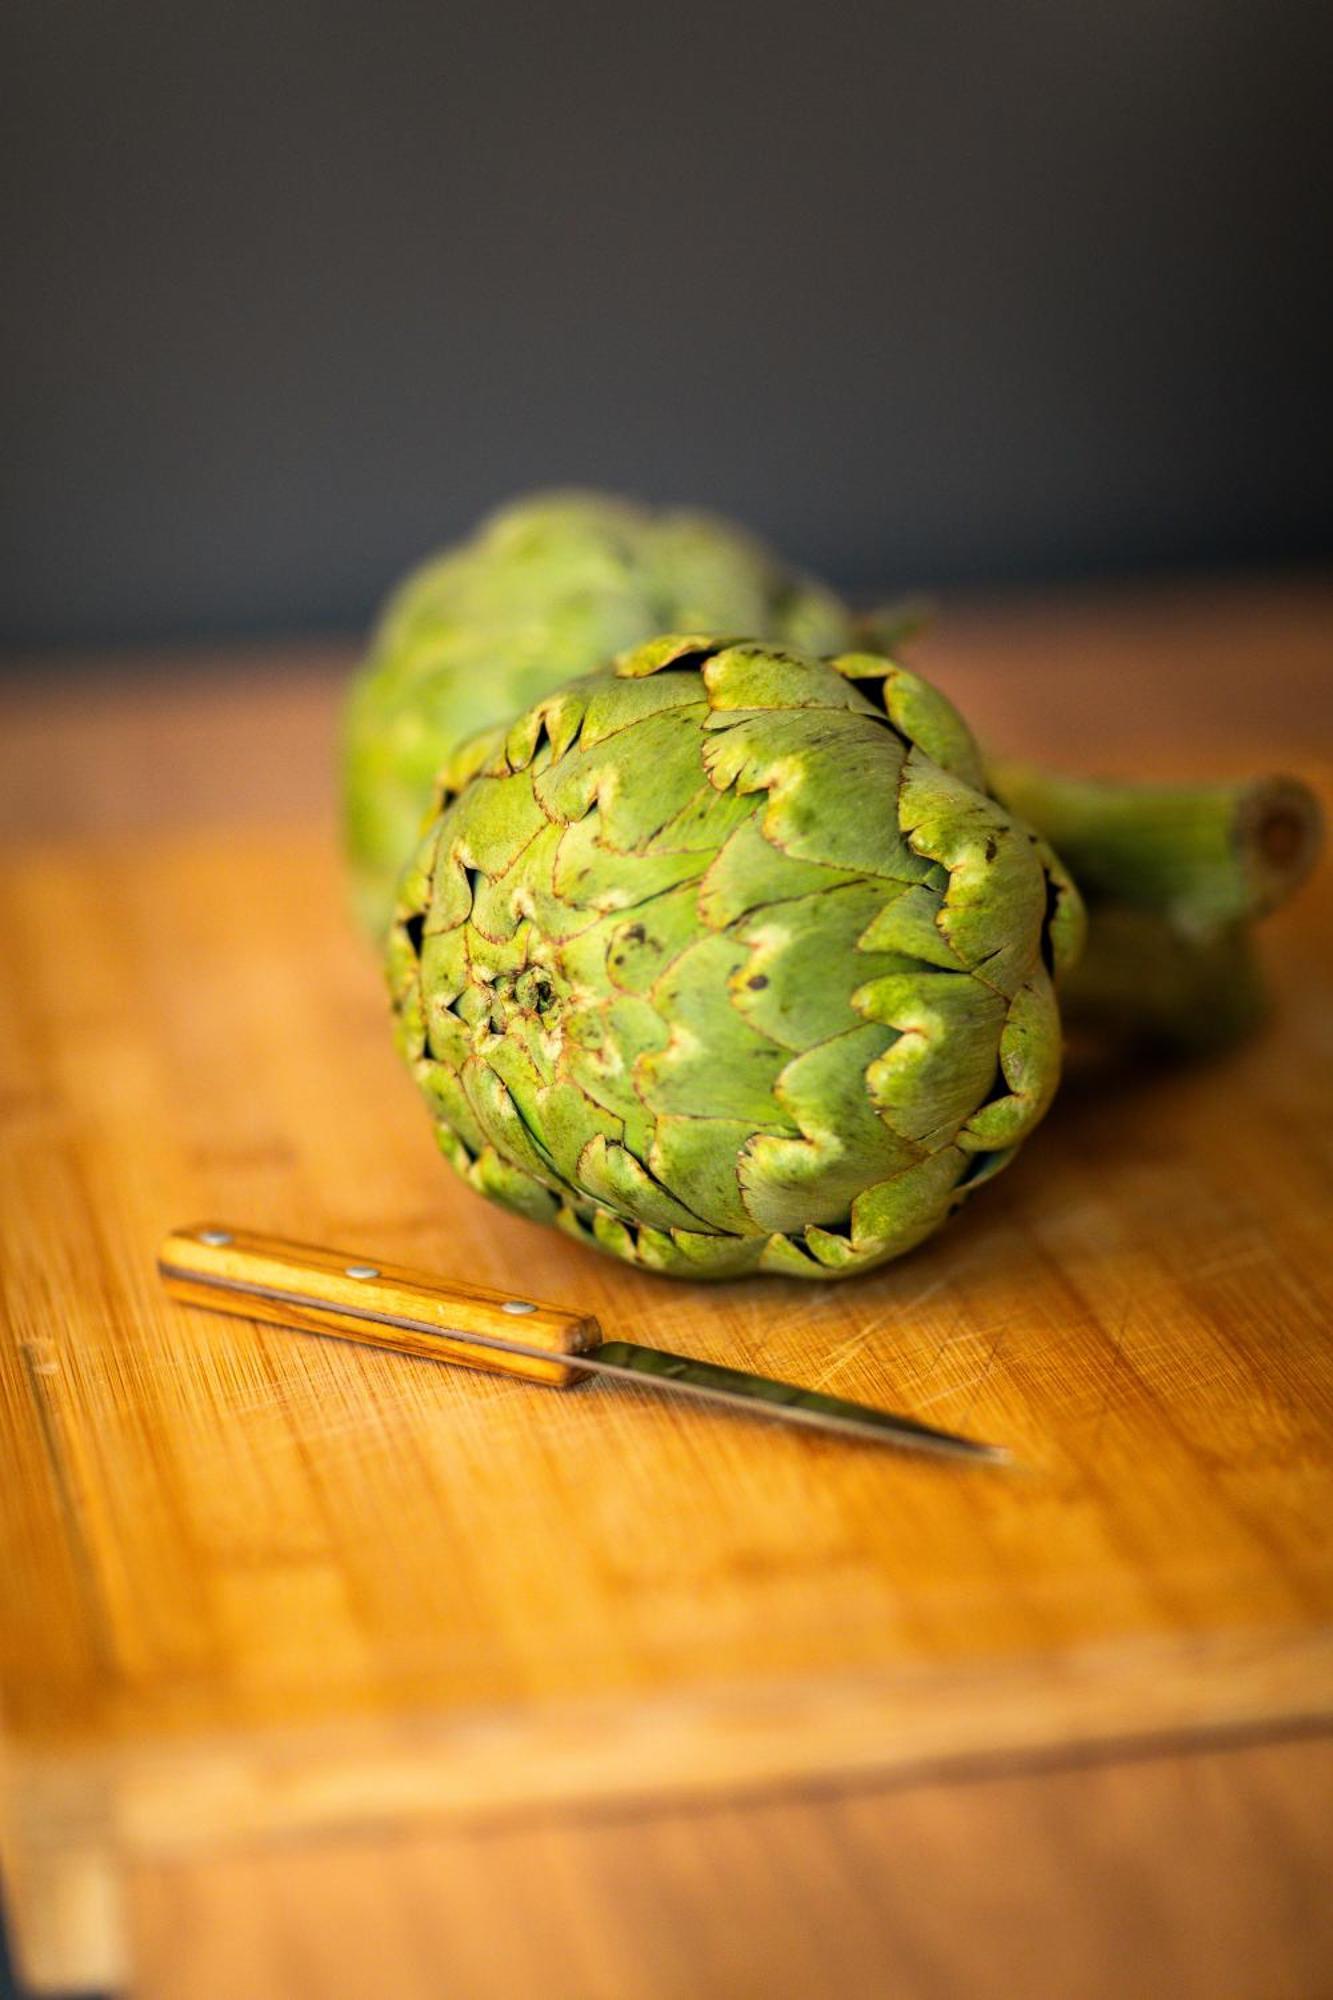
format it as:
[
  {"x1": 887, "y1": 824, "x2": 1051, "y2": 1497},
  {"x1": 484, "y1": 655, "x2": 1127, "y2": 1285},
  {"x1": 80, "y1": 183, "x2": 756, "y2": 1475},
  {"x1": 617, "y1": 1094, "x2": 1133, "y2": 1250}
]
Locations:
[{"x1": 2, "y1": 0, "x2": 1331, "y2": 652}]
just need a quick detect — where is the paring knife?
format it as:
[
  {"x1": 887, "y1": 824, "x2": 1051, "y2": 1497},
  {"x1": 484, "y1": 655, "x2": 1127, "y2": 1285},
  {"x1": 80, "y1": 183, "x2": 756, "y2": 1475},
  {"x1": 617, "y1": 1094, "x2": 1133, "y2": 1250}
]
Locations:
[{"x1": 157, "y1": 1224, "x2": 1010, "y2": 1466}]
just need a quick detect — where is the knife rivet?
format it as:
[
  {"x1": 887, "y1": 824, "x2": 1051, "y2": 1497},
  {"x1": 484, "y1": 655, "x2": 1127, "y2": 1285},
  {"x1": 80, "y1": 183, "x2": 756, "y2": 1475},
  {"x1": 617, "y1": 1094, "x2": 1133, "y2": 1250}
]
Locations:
[
  {"x1": 501, "y1": 1300, "x2": 537, "y2": 1315},
  {"x1": 198, "y1": 1229, "x2": 232, "y2": 1247},
  {"x1": 345, "y1": 1264, "x2": 379, "y2": 1280}
]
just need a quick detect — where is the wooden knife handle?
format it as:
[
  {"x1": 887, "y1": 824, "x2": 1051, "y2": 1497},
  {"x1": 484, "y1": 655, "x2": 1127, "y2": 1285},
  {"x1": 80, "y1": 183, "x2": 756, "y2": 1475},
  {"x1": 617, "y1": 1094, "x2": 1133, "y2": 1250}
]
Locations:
[{"x1": 158, "y1": 1224, "x2": 602, "y2": 1388}]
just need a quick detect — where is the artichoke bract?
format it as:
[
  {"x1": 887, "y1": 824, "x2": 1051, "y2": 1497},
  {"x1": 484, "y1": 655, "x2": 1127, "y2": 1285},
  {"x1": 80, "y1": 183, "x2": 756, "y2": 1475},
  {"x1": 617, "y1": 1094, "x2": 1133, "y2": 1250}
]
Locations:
[
  {"x1": 344, "y1": 493, "x2": 854, "y2": 940},
  {"x1": 388, "y1": 637, "x2": 1084, "y2": 1280}
]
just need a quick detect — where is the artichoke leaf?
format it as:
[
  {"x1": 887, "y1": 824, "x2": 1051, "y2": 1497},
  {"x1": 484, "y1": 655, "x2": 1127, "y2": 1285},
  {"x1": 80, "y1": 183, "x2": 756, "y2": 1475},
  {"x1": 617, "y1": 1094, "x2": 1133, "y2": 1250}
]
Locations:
[
  {"x1": 959, "y1": 972, "x2": 1062, "y2": 1150},
  {"x1": 843, "y1": 1145, "x2": 970, "y2": 1260},
  {"x1": 857, "y1": 880, "x2": 963, "y2": 972},
  {"x1": 575, "y1": 1133, "x2": 715, "y2": 1233},
  {"x1": 472, "y1": 1145, "x2": 563, "y2": 1225},
  {"x1": 898, "y1": 749, "x2": 1048, "y2": 991},
  {"x1": 703, "y1": 642, "x2": 882, "y2": 718},
  {"x1": 861, "y1": 972, "x2": 1006, "y2": 1143},
  {"x1": 638, "y1": 932, "x2": 794, "y2": 1126},
  {"x1": 647, "y1": 1114, "x2": 765, "y2": 1236},
  {"x1": 707, "y1": 712, "x2": 932, "y2": 884},
  {"x1": 699, "y1": 816, "x2": 862, "y2": 929},
  {"x1": 733, "y1": 882, "x2": 928, "y2": 1051},
  {"x1": 742, "y1": 1024, "x2": 915, "y2": 1235}
]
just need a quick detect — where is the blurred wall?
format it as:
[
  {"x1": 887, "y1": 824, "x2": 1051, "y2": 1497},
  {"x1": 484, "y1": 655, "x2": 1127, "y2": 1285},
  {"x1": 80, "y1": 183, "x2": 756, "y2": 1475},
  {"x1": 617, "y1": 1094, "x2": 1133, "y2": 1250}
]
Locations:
[{"x1": 2, "y1": 0, "x2": 1330, "y2": 649}]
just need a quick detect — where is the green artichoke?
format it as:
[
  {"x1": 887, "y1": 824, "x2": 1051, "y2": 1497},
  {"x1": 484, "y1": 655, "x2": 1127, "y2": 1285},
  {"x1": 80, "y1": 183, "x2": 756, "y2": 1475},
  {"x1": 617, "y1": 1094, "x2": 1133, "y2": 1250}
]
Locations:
[
  {"x1": 343, "y1": 492, "x2": 854, "y2": 939},
  {"x1": 388, "y1": 636, "x2": 1084, "y2": 1280},
  {"x1": 354, "y1": 492, "x2": 1321, "y2": 1280}
]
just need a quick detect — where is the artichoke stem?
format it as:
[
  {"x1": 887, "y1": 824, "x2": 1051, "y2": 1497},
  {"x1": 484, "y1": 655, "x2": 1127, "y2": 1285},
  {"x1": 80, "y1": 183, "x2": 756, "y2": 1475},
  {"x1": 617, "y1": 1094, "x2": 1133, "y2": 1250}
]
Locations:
[{"x1": 988, "y1": 764, "x2": 1322, "y2": 936}]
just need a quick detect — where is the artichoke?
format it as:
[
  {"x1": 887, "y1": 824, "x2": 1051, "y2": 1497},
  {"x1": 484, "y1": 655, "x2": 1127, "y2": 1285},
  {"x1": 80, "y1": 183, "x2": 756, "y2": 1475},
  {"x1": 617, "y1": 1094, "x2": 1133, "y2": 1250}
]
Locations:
[
  {"x1": 343, "y1": 492, "x2": 854, "y2": 939},
  {"x1": 355, "y1": 492, "x2": 1322, "y2": 1280},
  {"x1": 388, "y1": 636, "x2": 1084, "y2": 1280}
]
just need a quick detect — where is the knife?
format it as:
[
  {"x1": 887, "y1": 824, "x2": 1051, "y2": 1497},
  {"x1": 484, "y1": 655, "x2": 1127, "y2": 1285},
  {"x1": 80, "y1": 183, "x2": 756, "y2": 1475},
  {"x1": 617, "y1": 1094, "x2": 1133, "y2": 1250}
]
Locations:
[{"x1": 157, "y1": 1224, "x2": 1010, "y2": 1466}]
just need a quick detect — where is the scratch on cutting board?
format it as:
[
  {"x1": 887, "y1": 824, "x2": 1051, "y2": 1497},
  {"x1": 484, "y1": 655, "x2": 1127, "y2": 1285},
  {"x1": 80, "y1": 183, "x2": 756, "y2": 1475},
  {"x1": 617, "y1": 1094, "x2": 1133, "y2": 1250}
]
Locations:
[
  {"x1": 960, "y1": 1327, "x2": 1009, "y2": 1424},
  {"x1": 915, "y1": 1309, "x2": 978, "y2": 1386},
  {"x1": 903, "y1": 1332, "x2": 1010, "y2": 1417},
  {"x1": 1091, "y1": 1308, "x2": 1133, "y2": 1450},
  {"x1": 801, "y1": 1325, "x2": 885, "y2": 1393},
  {"x1": 18, "y1": 1342, "x2": 119, "y2": 1670},
  {"x1": 1185, "y1": 1239, "x2": 1268, "y2": 1282},
  {"x1": 907, "y1": 1326, "x2": 1012, "y2": 1420},
  {"x1": 796, "y1": 1277, "x2": 964, "y2": 1394}
]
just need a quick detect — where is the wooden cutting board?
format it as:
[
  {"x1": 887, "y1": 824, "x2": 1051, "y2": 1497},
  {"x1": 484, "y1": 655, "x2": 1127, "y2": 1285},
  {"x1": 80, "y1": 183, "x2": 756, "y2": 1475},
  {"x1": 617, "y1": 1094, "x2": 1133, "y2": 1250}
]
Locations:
[{"x1": 2, "y1": 587, "x2": 1331, "y2": 1991}]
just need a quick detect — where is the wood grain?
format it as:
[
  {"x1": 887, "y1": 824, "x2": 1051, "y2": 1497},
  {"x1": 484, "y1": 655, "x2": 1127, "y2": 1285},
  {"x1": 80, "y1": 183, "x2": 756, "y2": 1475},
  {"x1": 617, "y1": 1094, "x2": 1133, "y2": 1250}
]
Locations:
[
  {"x1": 2, "y1": 576, "x2": 1331, "y2": 1994},
  {"x1": 127, "y1": 1733, "x2": 1333, "y2": 2000}
]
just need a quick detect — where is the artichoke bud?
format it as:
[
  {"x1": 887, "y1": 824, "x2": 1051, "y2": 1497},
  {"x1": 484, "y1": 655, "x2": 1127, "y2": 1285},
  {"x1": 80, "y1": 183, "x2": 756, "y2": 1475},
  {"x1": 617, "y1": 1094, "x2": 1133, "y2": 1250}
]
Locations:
[{"x1": 389, "y1": 636, "x2": 1084, "y2": 1281}]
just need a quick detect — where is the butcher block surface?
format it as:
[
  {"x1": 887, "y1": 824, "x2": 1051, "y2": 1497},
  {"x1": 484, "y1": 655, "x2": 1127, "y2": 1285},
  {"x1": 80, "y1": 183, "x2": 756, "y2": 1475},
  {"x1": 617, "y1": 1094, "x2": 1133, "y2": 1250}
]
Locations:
[{"x1": 2, "y1": 575, "x2": 1331, "y2": 1992}]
